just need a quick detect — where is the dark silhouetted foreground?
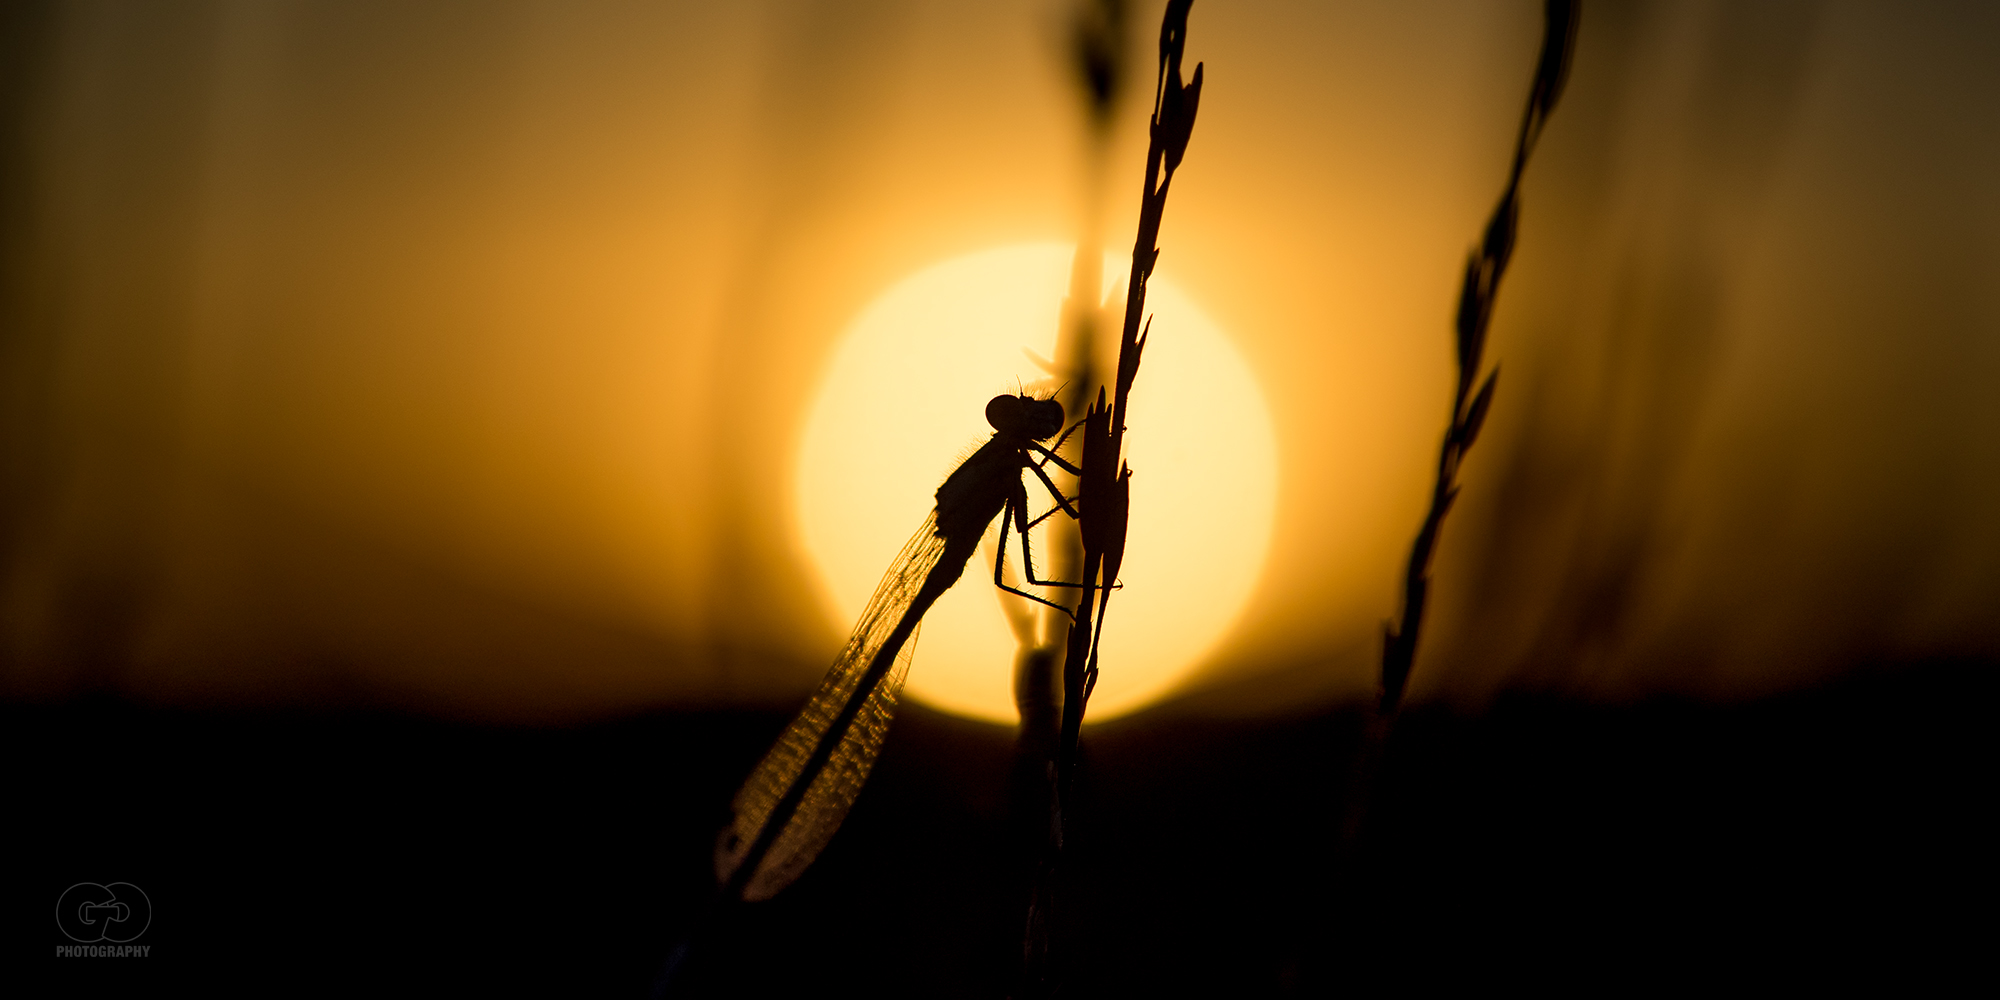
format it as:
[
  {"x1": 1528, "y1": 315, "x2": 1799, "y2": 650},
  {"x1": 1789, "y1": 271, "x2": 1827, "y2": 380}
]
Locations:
[{"x1": 16, "y1": 657, "x2": 1986, "y2": 997}]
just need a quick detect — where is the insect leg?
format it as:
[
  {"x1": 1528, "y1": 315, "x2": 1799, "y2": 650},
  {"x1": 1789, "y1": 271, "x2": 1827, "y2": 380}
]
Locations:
[
  {"x1": 992, "y1": 487, "x2": 1078, "y2": 616},
  {"x1": 1010, "y1": 478, "x2": 1094, "y2": 594},
  {"x1": 1041, "y1": 416, "x2": 1088, "y2": 460},
  {"x1": 1025, "y1": 459, "x2": 1081, "y2": 520},
  {"x1": 1018, "y1": 477, "x2": 1124, "y2": 594},
  {"x1": 1028, "y1": 441, "x2": 1083, "y2": 476},
  {"x1": 1022, "y1": 503, "x2": 1069, "y2": 533}
]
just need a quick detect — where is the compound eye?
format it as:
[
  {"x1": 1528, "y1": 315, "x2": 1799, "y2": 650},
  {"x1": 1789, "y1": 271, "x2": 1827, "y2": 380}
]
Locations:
[
  {"x1": 1027, "y1": 398, "x2": 1065, "y2": 439},
  {"x1": 985, "y1": 394, "x2": 1022, "y2": 432}
]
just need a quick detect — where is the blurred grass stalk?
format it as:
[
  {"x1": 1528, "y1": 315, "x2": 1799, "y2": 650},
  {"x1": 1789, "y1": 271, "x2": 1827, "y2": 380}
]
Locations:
[
  {"x1": 1344, "y1": 0, "x2": 1578, "y2": 849},
  {"x1": 1007, "y1": 0, "x2": 1128, "y2": 815},
  {"x1": 1006, "y1": 0, "x2": 1127, "y2": 982}
]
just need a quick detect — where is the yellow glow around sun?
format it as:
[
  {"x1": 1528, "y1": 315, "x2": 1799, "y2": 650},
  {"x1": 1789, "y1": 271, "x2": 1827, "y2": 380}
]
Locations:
[{"x1": 795, "y1": 243, "x2": 1277, "y2": 723}]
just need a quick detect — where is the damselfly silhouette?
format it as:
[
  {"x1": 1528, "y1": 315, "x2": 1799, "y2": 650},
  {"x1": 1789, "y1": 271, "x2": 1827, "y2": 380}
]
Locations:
[{"x1": 715, "y1": 391, "x2": 1089, "y2": 902}]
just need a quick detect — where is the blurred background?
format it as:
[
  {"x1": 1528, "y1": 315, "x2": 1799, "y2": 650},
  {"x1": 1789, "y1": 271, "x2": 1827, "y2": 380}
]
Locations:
[
  {"x1": 6, "y1": 0, "x2": 1998, "y2": 719},
  {"x1": 7, "y1": 0, "x2": 1994, "y2": 993}
]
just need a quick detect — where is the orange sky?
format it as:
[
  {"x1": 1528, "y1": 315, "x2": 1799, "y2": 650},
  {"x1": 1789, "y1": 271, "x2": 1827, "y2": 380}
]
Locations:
[{"x1": 2, "y1": 1, "x2": 1996, "y2": 722}]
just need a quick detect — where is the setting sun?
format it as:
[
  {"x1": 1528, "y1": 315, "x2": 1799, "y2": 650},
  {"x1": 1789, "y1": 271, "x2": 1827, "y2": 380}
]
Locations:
[{"x1": 794, "y1": 243, "x2": 1278, "y2": 723}]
